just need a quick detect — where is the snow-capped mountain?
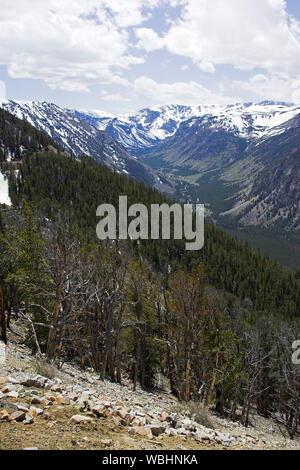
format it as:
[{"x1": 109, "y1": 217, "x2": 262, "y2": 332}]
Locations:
[
  {"x1": 219, "y1": 114, "x2": 300, "y2": 231},
  {"x1": 0, "y1": 100, "x2": 173, "y2": 192},
  {"x1": 69, "y1": 102, "x2": 300, "y2": 153},
  {"x1": 67, "y1": 105, "x2": 204, "y2": 152},
  {"x1": 2, "y1": 99, "x2": 299, "y2": 158},
  {"x1": 1, "y1": 99, "x2": 299, "y2": 231},
  {"x1": 0, "y1": 171, "x2": 11, "y2": 206}
]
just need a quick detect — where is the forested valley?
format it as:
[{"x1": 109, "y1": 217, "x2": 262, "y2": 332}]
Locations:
[{"x1": 1, "y1": 108, "x2": 300, "y2": 438}]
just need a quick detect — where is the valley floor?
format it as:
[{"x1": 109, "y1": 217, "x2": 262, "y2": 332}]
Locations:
[{"x1": 0, "y1": 335, "x2": 299, "y2": 451}]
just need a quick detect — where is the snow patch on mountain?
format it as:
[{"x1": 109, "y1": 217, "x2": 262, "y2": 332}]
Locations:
[
  {"x1": 69, "y1": 102, "x2": 300, "y2": 152},
  {"x1": 2, "y1": 100, "x2": 299, "y2": 155},
  {"x1": 0, "y1": 100, "x2": 174, "y2": 192},
  {"x1": 0, "y1": 171, "x2": 11, "y2": 206}
]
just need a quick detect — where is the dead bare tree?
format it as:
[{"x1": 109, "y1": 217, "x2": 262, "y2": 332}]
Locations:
[{"x1": 0, "y1": 285, "x2": 7, "y2": 344}]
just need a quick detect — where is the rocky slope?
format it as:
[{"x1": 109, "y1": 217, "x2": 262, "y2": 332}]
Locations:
[
  {"x1": 221, "y1": 118, "x2": 300, "y2": 230},
  {"x1": 0, "y1": 335, "x2": 299, "y2": 451}
]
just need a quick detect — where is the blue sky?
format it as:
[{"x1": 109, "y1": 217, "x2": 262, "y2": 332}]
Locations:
[{"x1": 1, "y1": 0, "x2": 300, "y2": 113}]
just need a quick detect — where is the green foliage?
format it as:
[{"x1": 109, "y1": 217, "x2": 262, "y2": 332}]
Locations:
[
  {"x1": 124, "y1": 259, "x2": 161, "y2": 389},
  {"x1": 2, "y1": 202, "x2": 52, "y2": 349},
  {"x1": 0, "y1": 107, "x2": 61, "y2": 162},
  {"x1": 0, "y1": 109, "x2": 299, "y2": 438},
  {"x1": 6, "y1": 151, "x2": 300, "y2": 318}
]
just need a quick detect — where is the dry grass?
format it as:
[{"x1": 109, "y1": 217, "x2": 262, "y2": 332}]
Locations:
[
  {"x1": 5, "y1": 354, "x2": 34, "y2": 374},
  {"x1": 5, "y1": 348, "x2": 58, "y2": 380},
  {"x1": 171, "y1": 401, "x2": 215, "y2": 429},
  {"x1": 34, "y1": 359, "x2": 58, "y2": 380}
]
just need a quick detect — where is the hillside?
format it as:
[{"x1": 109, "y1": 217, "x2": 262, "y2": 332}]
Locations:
[
  {"x1": 136, "y1": 111, "x2": 300, "y2": 237},
  {"x1": 1, "y1": 109, "x2": 300, "y2": 443},
  {"x1": 1, "y1": 100, "x2": 299, "y2": 261},
  {"x1": 0, "y1": 101, "x2": 173, "y2": 193},
  {"x1": 1, "y1": 334, "x2": 299, "y2": 451},
  {"x1": 67, "y1": 102, "x2": 300, "y2": 235},
  {"x1": 0, "y1": 108, "x2": 63, "y2": 207},
  {"x1": 0, "y1": 106, "x2": 299, "y2": 315},
  {"x1": 2, "y1": 151, "x2": 298, "y2": 317},
  {"x1": 221, "y1": 118, "x2": 300, "y2": 230},
  {"x1": 0, "y1": 107, "x2": 62, "y2": 162}
]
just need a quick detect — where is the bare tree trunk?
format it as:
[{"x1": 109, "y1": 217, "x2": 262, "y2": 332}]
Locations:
[
  {"x1": 0, "y1": 286, "x2": 7, "y2": 344},
  {"x1": 204, "y1": 367, "x2": 217, "y2": 408},
  {"x1": 46, "y1": 276, "x2": 64, "y2": 360},
  {"x1": 140, "y1": 339, "x2": 146, "y2": 389},
  {"x1": 101, "y1": 305, "x2": 113, "y2": 381},
  {"x1": 6, "y1": 306, "x2": 12, "y2": 330},
  {"x1": 115, "y1": 303, "x2": 124, "y2": 384},
  {"x1": 46, "y1": 299, "x2": 60, "y2": 360},
  {"x1": 204, "y1": 347, "x2": 220, "y2": 408},
  {"x1": 185, "y1": 353, "x2": 191, "y2": 401},
  {"x1": 88, "y1": 304, "x2": 101, "y2": 372},
  {"x1": 133, "y1": 336, "x2": 141, "y2": 392}
]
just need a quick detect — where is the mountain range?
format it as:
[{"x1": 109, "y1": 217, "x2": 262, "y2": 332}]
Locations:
[
  {"x1": 0, "y1": 99, "x2": 299, "y2": 236},
  {"x1": 69, "y1": 101, "x2": 300, "y2": 151},
  {"x1": 0, "y1": 100, "x2": 173, "y2": 194}
]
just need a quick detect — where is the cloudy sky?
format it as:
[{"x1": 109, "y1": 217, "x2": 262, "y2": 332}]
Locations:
[{"x1": 1, "y1": 0, "x2": 300, "y2": 113}]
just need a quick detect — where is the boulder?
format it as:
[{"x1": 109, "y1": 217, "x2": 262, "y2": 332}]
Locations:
[
  {"x1": 20, "y1": 375, "x2": 47, "y2": 389},
  {"x1": 129, "y1": 426, "x2": 153, "y2": 439},
  {"x1": 24, "y1": 414, "x2": 34, "y2": 425},
  {"x1": 113, "y1": 409, "x2": 131, "y2": 423},
  {"x1": 195, "y1": 431, "x2": 213, "y2": 442},
  {"x1": 100, "y1": 439, "x2": 112, "y2": 447},
  {"x1": 17, "y1": 403, "x2": 30, "y2": 412},
  {"x1": 29, "y1": 407, "x2": 43, "y2": 417},
  {"x1": 1, "y1": 384, "x2": 17, "y2": 394},
  {"x1": 10, "y1": 411, "x2": 26, "y2": 422},
  {"x1": 0, "y1": 409, "x2": 10, "y2": 421},
  {"x1": 51, "y1": 385, "x2": 63, "y2": 393},
  {"x1": 131, "y1": 417, "x2": 144, "y2": 427},
  {"x1": 6, "y1": 377, "x2": 19, "y2": 384},
  {"x1": 150, "y1": 425, "x2": 166, "y2": 437},
  {"x1": 6, "y1": 391, "x2": 19, "y2": 399},
  {"x1": 70, "y1": 414, "x2": 93, "y2": 424},
  {"x1": 92, "y1": 406, "x2": 108, "y2": 418},
  {"x1": 31, "y1": 397, "x2": 42, "y2": 405}
]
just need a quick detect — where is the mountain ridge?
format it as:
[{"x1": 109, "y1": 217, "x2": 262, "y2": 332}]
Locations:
[
  {"x1": 67, "y1": 101, "x2": 300, "y2": 152},
  {"x1": 0, "y1": 100, "x2": 174, "y2": 194},
  {"x1": 1, "y1": 99, "x2": 299, "y2": 233}
]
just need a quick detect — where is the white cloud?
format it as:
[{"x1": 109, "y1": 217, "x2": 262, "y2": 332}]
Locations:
[
  {"x1": 0, "y1": 0, "x2": 158, "y2": 92},
  {"x1": 1, "y1": 0, "x2": 300, "y2": 107},
  {"x1": 135, "y1": 28, "x2": 164, "y2": 52},
  {"x1": 102, "y1": 92, "x2": 130, "y2": 102},
  {"x1": 0, "y1": 81, "x2": 5, "y2": 100},
  {"x1": 130, "y1": 0, "x2": 300, "y2": 103},
  {"x1": 133, "y1": 76, "x2": 237, "y2": 105},
  {"x1": 162, "y1": 0, "x2": 300, "y2": 76},
  {"x1": 197, "y1": 61, "x2": 215, "y2": 74},
  {"x1": 232, "y1": 74, "x2": 300, "y2": 103}
]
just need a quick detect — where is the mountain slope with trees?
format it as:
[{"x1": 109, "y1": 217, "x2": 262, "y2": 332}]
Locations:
[
  {"x1": 1, "y1": 109, "x2": 300, "y2": 438},
  {"x1": 0, "y1": 100, "x2": 173, "y2": 193}
]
